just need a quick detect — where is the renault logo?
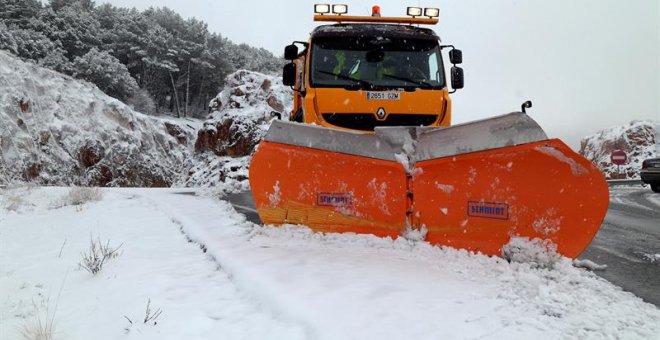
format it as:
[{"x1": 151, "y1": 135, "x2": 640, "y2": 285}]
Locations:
[{"x1": 376, "y1": 107, "x2": 386, "y2": 120}]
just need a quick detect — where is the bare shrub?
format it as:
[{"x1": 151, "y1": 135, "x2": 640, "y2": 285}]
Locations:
[
  {"x1": 79, "y1": 237, "x2": 122, "y2": 275},
  {"x1": 143, "y1": 298, "x2": 163, "y2": 324},
  {"x1": 3, "y1": 193, "x2": 24, "y2": 211},
  {"x1": 126, "y1": 88, "x2": 157, "y2": 115},
  {"x1": 124, "y1": 298, "x2": 163, "y2": 333},
  {"x1": 21, "y1": 274, "x2": 66, "y2": 340},
  {"x1": 52, "y1": 186, "x2": 102, "y2": 209},
  {"x1": 21, "y1": 301, "x2": 56, "y2": 340},
  {"x1": 67, "y1": 186, "x2": 102, "y2": 205}
]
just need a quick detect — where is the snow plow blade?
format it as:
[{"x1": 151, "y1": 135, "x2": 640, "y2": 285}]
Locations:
[{"x1": 249, "y1": 112, "x2": 609, "y2": 258}]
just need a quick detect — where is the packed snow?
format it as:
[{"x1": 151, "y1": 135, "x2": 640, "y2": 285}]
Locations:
[{"x1": 2, "y1": 186, "x2": 659, "y2": 340}]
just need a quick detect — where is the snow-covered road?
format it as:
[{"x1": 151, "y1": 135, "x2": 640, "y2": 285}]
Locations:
[{"x1": 2, "y1": 187, "x2": 659, "y2": 340}]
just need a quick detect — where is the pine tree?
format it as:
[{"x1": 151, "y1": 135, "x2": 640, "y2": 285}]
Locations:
[
  {"x1": 0, "y1": 0, "x2": 41, "y2": 28},
  {"x1": 73, "y1": 47, "x2": 139, "y2": 101},
  {"x1": 0, "y1": 0, "x2": 285, "y2": 116},
  {"x1": 0, "y1": 22, "x2": 18, "y2": 54},
  {"x1": 37, "y1": 3, "x2": 101, "y2": 59},
  {"x1": 49, "y1": 0, "x2": 94, "y2": 12}
]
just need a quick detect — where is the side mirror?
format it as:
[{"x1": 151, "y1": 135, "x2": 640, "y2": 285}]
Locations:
[
  {"x1": 283, "y1": 63, "x2": 296, "y2": 86},
  {"x1": 284, "y1": 44, "x2": 298, "y2": 60},
  {"x1": 449, "y1": 49, "x2": 462, "y2": 64},
  {"x1": 450, "y1": 66, "x2": 464, "y2": 90}
]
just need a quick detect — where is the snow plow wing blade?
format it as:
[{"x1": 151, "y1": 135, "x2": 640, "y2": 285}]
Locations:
[{"x1": 249, "y1": 113, "x2": 609, "y2": 258}]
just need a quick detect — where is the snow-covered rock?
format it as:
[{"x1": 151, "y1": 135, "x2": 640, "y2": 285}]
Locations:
[
  {"x1": 180, "y1": 70, "x2": 292, "y2": 189},
  {"x1": 579, "y1": 120, "x2": 659, "y2": 179},
  {"x1": 0, "y1": 50, "x2": 198, "y2": 187},
  {"x1": 197, "y1": 70, "x2": 291, "y2": 157}
]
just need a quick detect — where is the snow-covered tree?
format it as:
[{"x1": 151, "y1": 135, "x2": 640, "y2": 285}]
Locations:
[
  {"x1": 73, "y1": 48, "x2": 139, "y2": 101},
  {"x1": 37, "y1": 4, "x2": 101, "y2": 58},
  {"x1": 0, "y1": 0, "x2": 41, "y2": 28},
  {"x1": 0, "y1": 22, "x2": 18, "y2": 54},
  {"x1": 9, "y1": 28, "x2": 63, "y2": 62},
  {"x1": 0, "y1": 24, "x2": 72, "y2": 73},
  {"x1": 0, "y1": 0, "x2": 284, "y2": 116},
  {"x1": 49, "y1": 0, "x2": 94, "y2": 12},
  {"x1": 39, "y1": 49, "x2": 74, "y2": 74}
]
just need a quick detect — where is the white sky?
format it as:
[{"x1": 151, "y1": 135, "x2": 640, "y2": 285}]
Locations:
[{"x1": 98, "y1": 0, "x2": 660, "y2": 150}]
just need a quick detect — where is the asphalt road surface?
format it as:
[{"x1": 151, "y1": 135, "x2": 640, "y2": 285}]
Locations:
[
  {"x1": 226, "y1": 185, "x2": 660, "y2": 307},
  {"x1": 579, "y1": 185, "x2": 660, "y2": 306}
]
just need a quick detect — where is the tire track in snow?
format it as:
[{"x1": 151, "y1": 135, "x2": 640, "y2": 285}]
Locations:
[{"x1": 130, "y1": 190, "x2": 317, "y2": 340}]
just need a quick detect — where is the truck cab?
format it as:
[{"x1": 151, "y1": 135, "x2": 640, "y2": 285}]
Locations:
[{"x1": 282, "y1": 6, "x2": 463, "y2": 132}]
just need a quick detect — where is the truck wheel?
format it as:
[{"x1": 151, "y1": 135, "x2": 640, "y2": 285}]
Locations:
[{"x1": 652, "y1": 183, "x2": 660, "y2": 193}]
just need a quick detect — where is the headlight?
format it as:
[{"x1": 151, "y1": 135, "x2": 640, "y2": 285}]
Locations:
[
  {"x1": 332, "y1": 4, "x2": 348, "y2": 14},
  {"x1": 314, "y1": 4, "x2": 331, "y2": 14},
  {"x1": 424, "y1": 8, "x2": 440, "y2": 18},
  {"x1": 407, "y1": 6, "x2": 422, "y2": 17}
]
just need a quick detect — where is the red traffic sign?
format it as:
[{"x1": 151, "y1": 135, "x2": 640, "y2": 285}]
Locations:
[{"x1": 611, "y1": 150, "x2": 627, "y2": 165}]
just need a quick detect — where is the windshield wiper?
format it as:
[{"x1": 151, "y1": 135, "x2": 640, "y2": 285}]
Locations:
[
  {"x1": 381, "y1": 74, "x2": 433, "y2": 89},
  {"x1": 317, "y1": 70, "x2": 375, "y2": 89}
]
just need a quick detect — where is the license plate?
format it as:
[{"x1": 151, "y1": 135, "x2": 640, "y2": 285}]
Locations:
[
  {"x1": 653, "y1": 163, "x2": 660, "y2": 168},
  {"x1": 366, "y1": 92, "x2": 400, "y2": 100}
]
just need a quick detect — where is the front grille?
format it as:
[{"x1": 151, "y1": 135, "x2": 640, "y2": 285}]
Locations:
[{"x1": 322, "y1": 113, "x2": 438, "y2": 131}]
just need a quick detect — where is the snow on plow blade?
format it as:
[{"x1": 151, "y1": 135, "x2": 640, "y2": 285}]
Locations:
[{"x1": 249, "y1": 113, "x2": 609, "y2": 258}]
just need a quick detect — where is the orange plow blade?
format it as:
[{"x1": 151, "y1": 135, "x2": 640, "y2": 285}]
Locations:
[
  {"x1": 413, "y1": 139, "x2": 609, "y2": 258},
  {"x1": 249, "y1": 113, "x2": 609, "y2": 258},
  {"x1": 250, "y1": 125, "x2": 408, "y2": 237}
]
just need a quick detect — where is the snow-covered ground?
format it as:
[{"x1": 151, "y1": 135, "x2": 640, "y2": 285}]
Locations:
[{"x1": 2, "y1": 187, "x2": 659, "y2": 340}]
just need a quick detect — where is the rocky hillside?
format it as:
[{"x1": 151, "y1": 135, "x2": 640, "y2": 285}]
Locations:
[
  {"x1": 178, "y1": 70, "x2": 291, "y2": 190},
  {"x1": 0, "y1": 51, "x2": 197, "y2": 187},
  {"x1": 580, "y1": 121, "x2": 659, "y2": 179}
]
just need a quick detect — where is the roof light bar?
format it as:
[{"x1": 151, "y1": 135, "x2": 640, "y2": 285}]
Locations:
[
  {"x1": 424, "y1": 7, "x2": 439, "y2": 18},
  {"x1": 332, "y1": 4, "x2": 348, "y2": 15},
  {"x1": 314, "y1": 4, "x2": 330, "y2": 14},
  {"x1": 407, "y1": 6, "x2": 422, "y2": 17}
]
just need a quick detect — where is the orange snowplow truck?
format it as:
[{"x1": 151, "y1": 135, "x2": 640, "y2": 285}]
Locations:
[{"x1": 250, "y1": 5, "x2": 609, "y2": 258}]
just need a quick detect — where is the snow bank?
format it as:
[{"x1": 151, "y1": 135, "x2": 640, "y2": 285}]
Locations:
[
  {"x1": 181, "y1": 221, "x2": 660, "y2": 340},
  {"x1": 502, "y1": 237, "x2": 562, "y2": 268}
]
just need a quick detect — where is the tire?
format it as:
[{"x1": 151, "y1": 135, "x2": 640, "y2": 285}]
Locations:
[{"x1": 652, "y1": 183, "x2": 660, "y2": 193}]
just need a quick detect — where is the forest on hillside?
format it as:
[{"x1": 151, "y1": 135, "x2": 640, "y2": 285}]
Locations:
[{"x1": 0, "y1": 0, "x2": 284, "y2": 117}]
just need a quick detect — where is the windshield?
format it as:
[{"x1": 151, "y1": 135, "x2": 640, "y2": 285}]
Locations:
[{"x1": 310, "y1": 37, "x2": 444, "y2": 90}]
